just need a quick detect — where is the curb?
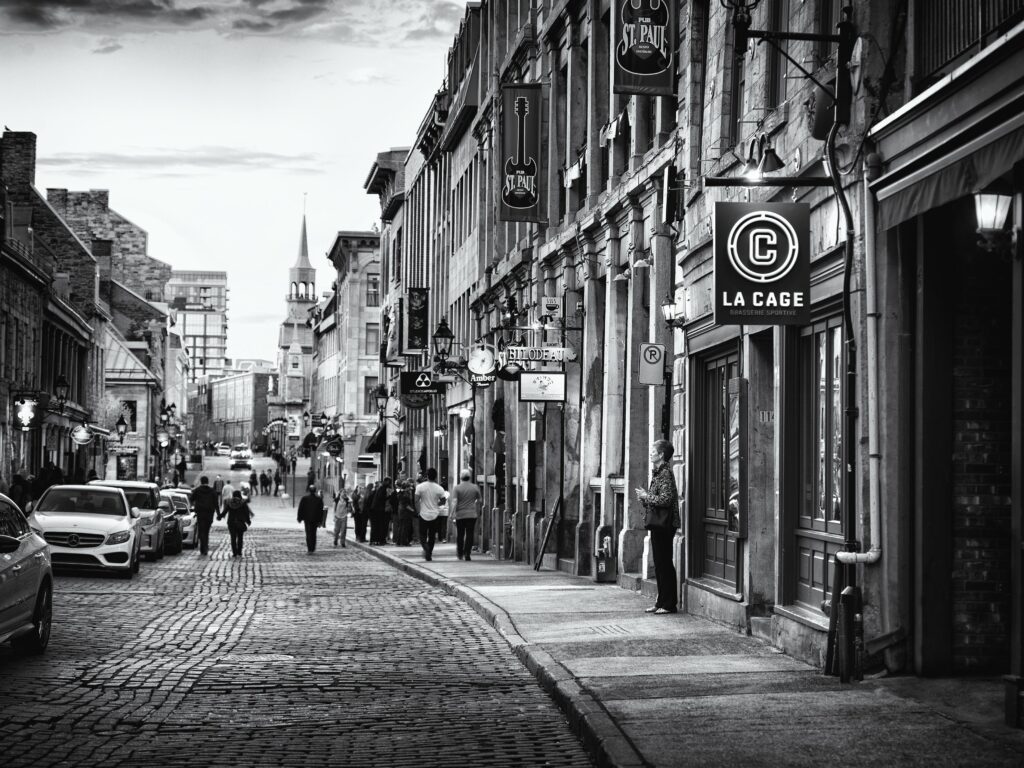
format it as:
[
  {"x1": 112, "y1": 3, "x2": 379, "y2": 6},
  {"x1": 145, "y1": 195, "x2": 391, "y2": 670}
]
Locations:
[{"x1": 353, "y1": 540, "x2": 648, "y2": 768}]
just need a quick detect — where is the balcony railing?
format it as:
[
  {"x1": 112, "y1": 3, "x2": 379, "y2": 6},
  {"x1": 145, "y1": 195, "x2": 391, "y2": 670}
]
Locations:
[{"x1": 915, "y1": 0, "x2": 1024, "y2": 82}]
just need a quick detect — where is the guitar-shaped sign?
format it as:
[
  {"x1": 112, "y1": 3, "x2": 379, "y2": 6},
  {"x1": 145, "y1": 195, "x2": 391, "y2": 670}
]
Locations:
[
  {"x1": 616, "y1": 0, "x2": 671, "y2": 76},
  {"x1": 502, "y1": 96, "x2": 539, "y2": 209}
]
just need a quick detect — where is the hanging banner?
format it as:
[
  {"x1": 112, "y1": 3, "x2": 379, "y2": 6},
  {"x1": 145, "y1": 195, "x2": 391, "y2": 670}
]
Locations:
[
  {"x1": 402, "y1": 288, "x2": 429, "y2": 353},
  {"x1": 384, "y1": 299, "x2": 404, "y2": 366},
  {"x1": 714, "y1": 202, "x2": 811, "y2": 326},
  {"x1": 613, "y1": 0, "x2": 675, "y2": 96},
  {"x1": 500, "y1": 84, "x2": 544, "y2": 222}
]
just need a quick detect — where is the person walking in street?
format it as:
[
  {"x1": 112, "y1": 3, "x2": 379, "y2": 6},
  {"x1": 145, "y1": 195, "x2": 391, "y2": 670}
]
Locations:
[
  {"x1": 352, "y1": 482, "x2": 369, "y2": 543},
  {"x1": 218, "y1": 489, "x2": 253, "y2": 557},
  {"x1": 415, "y1": 468, "x2": 446, "y2": 562},
  {"x1": 249, "y1": 469, "x2": 259, "y2": 496},
  {"x1": 191, "y1": 476, "x2": 219, "y2": 555},
  {"x1": 213, "y1": 474, "x2": 225, "y2": 513},
  {"x1": 8, "y1": 472, "x2": 31, "y2": 511},
  {"x1": 449, "y1": 469, "x2": 481, "y2": 561},
  {"x1": 332, "y1": 489, "x2": 352, "y2": 547},
  {"x1": 368, "y1": 477, "x2": 393, "y2": 545},
  {"x1": 297, "y1": 484, "x2": 324, "y2": 553},
  {"x1": 636, "y1": 439, "x2": 680, "y2": 615},
  {"x1": 259, "y1": 471, "x2": 271, "y2": 496},
  {"x1": 221, "y1": 479, "x2": 236, "y2": 510},
  {"x1": 393, "y1": 480, "x2": 415, "y2": 546},
  {"x1": 273, "y1": 469, "x2": 282, "y2": 497}
]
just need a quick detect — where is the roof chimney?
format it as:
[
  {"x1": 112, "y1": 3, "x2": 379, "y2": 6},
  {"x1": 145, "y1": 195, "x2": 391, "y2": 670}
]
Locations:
[{"x1": 1, "y1": 131, "x2": 37, "y2": 187}]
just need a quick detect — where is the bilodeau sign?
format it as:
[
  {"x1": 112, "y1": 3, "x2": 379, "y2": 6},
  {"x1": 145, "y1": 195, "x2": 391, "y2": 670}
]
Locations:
[{"x1": 714, "y1": 202, "x2": 810, "y2": 326}]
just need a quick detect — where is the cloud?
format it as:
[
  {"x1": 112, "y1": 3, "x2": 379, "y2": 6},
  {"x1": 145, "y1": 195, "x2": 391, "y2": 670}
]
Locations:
[
  {"x1": 344, "y1": 67, "x2": 393, "y2": 86},
  {"x1": 0, "y1": 0, "x2": 468, "y2": 47},
  {"x1": 37, "y1": 145, "x2": 326, "y2": 175},
  {"x1": 92, "y1": 36, "x2": 123, "y2": 54}
]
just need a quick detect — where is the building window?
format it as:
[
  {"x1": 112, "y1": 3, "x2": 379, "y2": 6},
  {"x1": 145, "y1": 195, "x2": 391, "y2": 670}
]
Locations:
[
  {"x1": 366, "y1": 275, "x2": 380, "y2": 307},
  {"x1": 365, "y1": 323, "x2": 380, "y2": 356},
  {"x1": 729, "y1": 49, "x2": 747, "y2": 147},
  {"x1": 792, "y1": 315, "x2": 845, "y2": 610},
  {"x1": 120, "y1": 400, "x2": 138, "y2": 432},
  {"x1": 363, "y1": 376, "x2": 379, "y2": 415},
  {"x1": 767, "y1": 0, "x2": 790, "y2": 110}
]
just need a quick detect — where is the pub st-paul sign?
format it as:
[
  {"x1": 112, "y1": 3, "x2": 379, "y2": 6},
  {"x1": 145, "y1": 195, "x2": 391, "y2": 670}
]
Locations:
[{"x1": 714, "y1": 202, "x2": 810, "y2": 326}]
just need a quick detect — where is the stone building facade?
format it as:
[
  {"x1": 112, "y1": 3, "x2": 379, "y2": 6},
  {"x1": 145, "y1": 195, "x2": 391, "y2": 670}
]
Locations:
[{"x1": 366, "y1": 0, "x2": 1024, "y2": 724}]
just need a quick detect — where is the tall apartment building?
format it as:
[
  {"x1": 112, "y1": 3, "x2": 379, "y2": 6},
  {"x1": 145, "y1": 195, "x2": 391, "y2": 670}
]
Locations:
[{"x1": 166, "y1": 270, "x2": 229, "y2": 382}]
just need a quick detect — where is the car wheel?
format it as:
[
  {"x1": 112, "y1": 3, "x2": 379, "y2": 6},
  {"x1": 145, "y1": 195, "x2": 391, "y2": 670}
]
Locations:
[
  {"x1": 12, "y1": 582, "x2": 52, "y2": 654},
  {"x1": 117, "y1": 565, "x2": 134, "y2": 580},
  {"x1": 131, "y1": 549, "x2": 140, "y2": 573},
  {"x1": 171, "y1": 530, "x2": 183, "y2": 555},
  {"x1": 156, "y1": 535, "x2": 165, "y2": 560}
]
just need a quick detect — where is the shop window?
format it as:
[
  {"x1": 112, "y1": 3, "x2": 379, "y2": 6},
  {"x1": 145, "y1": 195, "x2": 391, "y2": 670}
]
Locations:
[
  {"x1": 693, "y1": 349, "x2": 741, "y2": 588},
  {"x1": 792, "y1": 316, "x2": 844, "y2": 610}
]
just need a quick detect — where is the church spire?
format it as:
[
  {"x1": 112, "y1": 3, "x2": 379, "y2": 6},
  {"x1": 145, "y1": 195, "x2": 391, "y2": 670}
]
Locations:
[{"x1": 294, "y1": 212, "x2": 312, "y2": 270}]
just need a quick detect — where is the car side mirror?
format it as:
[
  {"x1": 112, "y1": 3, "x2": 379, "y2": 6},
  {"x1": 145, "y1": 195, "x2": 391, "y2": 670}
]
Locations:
[
  {"x1": 157, "y1": 501, "x2": 171, "y2": 511},
  {"x1": 0, "y1": 534, "x2": 20, "y2": 554},
  {"x1": 25, "y1": 501, "x2": 34, "y2": 514},
  {"x1": 131, "y1": 507, "x2": 141, "y2": 519}
]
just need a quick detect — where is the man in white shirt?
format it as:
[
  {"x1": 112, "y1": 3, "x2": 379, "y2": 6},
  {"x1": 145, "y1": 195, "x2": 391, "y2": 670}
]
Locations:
[{"x1": 415, "y1": 467, "x2": 447, "y2": 561}]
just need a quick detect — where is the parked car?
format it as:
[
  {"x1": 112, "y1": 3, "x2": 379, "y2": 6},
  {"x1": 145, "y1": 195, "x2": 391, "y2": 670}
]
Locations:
[
  {"x1": 213, "y1": 442, "x2": 231, "y2": 457},
  {"x1": 88, "y1": 480, "x2": 165, "y2": 561},
  {"x1": 26, "y1": 484, "x2": 141, "y2": 580},
  {"x1": 0, "y1": 492, "x2": 53, "y2": 654},
  {"x1": 230, "y1": 444, "x2": 253, "y2": 470},
  {"x1": 160, "y1": 489, "x2": 196, "y2": 550}
]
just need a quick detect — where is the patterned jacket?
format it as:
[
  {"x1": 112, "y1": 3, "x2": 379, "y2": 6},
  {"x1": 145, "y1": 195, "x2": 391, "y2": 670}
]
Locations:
[{"x1": 645, "y1": 462, "x2": 680, "y2": 530}]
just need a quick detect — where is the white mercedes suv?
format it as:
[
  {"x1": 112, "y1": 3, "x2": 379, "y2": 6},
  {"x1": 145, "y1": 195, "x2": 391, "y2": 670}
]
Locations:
[{"x1": 28, "y1": 485, "x2": 142, "y2": 579}]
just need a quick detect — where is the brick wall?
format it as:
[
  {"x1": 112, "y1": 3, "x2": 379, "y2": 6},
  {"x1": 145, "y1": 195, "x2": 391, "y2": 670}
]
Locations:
[
  {"x1": 47, "y1": 189, "x2": 172, "y2": 301},
  {"x1": 951, "y1": 247, "x2": 1013, "y2": 673}
]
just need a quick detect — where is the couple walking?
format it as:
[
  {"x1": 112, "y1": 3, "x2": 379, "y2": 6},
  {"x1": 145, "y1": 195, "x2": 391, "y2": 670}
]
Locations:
[
  {"x1": 416, "y1": 468, "x2": 479, "y2": 561},
  {"x1": 191, "y1": 476, "x2": 253, "y2": 557}
]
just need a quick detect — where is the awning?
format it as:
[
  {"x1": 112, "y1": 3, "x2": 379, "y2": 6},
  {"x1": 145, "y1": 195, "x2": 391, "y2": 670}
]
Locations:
[
  {"x1": 364, "y1": 425, "x2": 385, "y2": 454},
  {"x1": 870, "y1": 19, "x2": 1024, "y2": 230}
]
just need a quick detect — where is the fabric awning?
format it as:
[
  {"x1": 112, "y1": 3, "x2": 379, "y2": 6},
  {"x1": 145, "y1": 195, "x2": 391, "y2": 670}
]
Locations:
[{"x1": 364, "y1": 425, "x2": 385, "y2": 454}]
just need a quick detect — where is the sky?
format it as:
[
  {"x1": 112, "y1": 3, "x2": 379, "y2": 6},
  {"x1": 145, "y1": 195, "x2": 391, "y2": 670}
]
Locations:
[{"x1": 0, "y1": 0, "x2": 466, "y2": 361}]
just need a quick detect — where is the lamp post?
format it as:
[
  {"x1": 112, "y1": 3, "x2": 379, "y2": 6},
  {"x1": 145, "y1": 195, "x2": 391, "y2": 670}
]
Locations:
[
  {"x1": 53, "y1": 374, "x2": 70, "y2": 415},
  {"x1": 115, "y1": 414, "x2": 128, "y2": 444}
]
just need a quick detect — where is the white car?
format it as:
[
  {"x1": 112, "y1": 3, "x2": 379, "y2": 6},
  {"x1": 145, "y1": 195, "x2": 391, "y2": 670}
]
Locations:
[
  {"x1": 0, "y1": 492, "x2": 53, "y2": 654},
  {"x1": 27, "y1": 485, "x2": 141, "y2": 579},
  {"x1": 230, "y1": 444, "x2": 253, "y2": 470},
  {"x1": 161, "y1": 489, "x2": 197, "y2": 549},
  {"x1": 89, "y1": 480, "x2": 165, "y2": 561}
]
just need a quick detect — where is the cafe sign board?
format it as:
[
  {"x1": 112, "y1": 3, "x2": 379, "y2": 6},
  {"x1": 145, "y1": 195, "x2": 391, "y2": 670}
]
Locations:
[
  {"x1": 505, "y1": 346, "x2": 577, "y2": 363},
  {"x1": 714, "y1": 202, "x2": 810, "y2": 326}
]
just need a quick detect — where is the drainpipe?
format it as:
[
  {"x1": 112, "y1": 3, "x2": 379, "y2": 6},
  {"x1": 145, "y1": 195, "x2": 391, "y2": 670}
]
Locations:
[{"x1": 836, "y1": 153, "x2": 883, "y2": 566}]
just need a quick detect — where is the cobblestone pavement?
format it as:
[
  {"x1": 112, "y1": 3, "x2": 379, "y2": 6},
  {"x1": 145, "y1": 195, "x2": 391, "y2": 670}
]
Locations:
[{"x1": 0, "y1": 528, "x2": 594, "y2": 768}]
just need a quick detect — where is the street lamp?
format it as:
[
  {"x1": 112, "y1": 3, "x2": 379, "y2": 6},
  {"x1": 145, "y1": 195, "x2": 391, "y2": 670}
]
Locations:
[
  {"x1": 432, "y1": 317, "x2": 455, "y2": 362},
  {"x1": 303, "y1": 410, "x2": 311, "y2": 428},
  {"x1": 974, "y1": 182, "x2": 1013, "y2": 252},
  {"x1": 53, "y1": 374, "x2": 70, "y2": 414},
  {"x1": 661, "y1": 295, "x2": 687, "y2": 330},
  {"x1": 319, "y1": 411, "x2": 329, "y2": 429},
  {"x1": 115, "y1": 414, "x2": 128, "y2": 444},
  {"x1": 375, "y1": 384, "x2": 390, "y2": 417}
]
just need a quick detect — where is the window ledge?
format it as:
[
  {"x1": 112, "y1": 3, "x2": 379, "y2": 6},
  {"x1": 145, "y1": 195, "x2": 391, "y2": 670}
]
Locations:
[
  {"x1": 774, "y1": 603, "x2": 829, "y2": 632},
  {"x1": 687, "y1": 577, "x2": 743, "y2": 602}
]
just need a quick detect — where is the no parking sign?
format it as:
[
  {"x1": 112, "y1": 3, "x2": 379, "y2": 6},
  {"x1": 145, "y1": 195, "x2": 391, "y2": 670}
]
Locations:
[{"x1": 639, "y1": 343, "x2": 666, "y2": 385}]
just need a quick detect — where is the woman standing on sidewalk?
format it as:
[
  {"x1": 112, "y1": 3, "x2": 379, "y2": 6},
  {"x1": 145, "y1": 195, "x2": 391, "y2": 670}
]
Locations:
[{"x1": 635, "y1": 439, "x2": 680, "y2": 614}]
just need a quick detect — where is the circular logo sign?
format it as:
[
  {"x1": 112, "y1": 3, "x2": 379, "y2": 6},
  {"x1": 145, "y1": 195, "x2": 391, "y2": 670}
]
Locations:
[
  {"x1": 467, "y1": 348, "x2": 497, "y2": 376},
  {"x1": 726, "y1": 210, "x2": 800, "y2": 283},
  {"x1": 71, "y1": 424, "x2": 94, "y2": 446}
]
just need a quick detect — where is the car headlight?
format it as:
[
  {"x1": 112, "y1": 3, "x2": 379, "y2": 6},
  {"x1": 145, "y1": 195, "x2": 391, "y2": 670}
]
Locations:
[{"x1": 106, "y1": 530, "x2": 131, "y2": 545}]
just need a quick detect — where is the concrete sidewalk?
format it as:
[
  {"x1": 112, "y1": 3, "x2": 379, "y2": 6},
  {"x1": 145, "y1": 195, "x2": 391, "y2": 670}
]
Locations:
[{"x1": 352, "y1": 536, "x2": 1024, "y2": 768}]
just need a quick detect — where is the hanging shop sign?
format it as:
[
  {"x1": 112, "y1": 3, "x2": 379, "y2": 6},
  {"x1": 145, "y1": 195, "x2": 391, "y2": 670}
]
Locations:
[
  {"x1": 399, "y1": 371, "x2": 446, "y2": 396},
  {"x1": 12, "y1": 393, "x2": 43, "y2": 431},
  {"x1": 519, "y1": 372, "x2": 567, "y2": 403},
  {"x1": 156, "y1": 430, "x2": 171, "y2": 448},
  {"x1": 71, "y1": 424, "x2": 94, "y2": 446},
  {"x1": 470, "y1": 373, "x2": 496, "y2": 388},
  {"x1": 402, "y1": 288, "x2": 429, "y2": 353},
  {"x1": 714, "y1": 202, "x2": 810, "y2": 326},
  {"x1": 504, "y1": 346, "x2": 577, "y2": 364},
  {"x1": 384, "y1": 298, "x2": 404, "y2": 366},
  {"x1": 613, "y1": 0, "x2": 675, "y2": 96},
  {"x1": 467, "y1": 347, "x2": 497, "y2": 376},
  {"x1": 500, "y1": 84, "x2": 544, "y2": 222}
]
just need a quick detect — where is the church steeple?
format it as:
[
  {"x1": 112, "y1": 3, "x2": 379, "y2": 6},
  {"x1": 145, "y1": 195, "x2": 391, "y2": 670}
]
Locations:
[{"x1": 288, "y1": 211, "x2": 316, "y2": 303}]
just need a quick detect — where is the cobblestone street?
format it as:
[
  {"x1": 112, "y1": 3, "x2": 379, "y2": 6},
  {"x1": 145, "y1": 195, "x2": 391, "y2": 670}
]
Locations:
[{"x1": 0, "y1": 528, "x2": 594, "y2": 768}]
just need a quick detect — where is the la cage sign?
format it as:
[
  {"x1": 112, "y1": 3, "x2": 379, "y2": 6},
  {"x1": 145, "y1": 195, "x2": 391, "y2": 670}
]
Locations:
[{"x1": 714, "y1": 202, "x2": 810, "y2": 326}]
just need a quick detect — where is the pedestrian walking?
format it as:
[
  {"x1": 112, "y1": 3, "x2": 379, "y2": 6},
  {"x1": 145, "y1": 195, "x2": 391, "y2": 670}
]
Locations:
[
  {"x1": 218, "y1": 489, "x2": 253, "y2": 557},
  {"x1": 8, "y1": 472, "x2": 31, "y2": 511},
  {"x1": 352, "y1": 482, "x2": 369, "y2": 543},
  {"x1": 191, "y1": 475, "x2": 219, "y2": 555},
  {"x1": 368, "y1": 477, "x2": 393, "y2": 545},
  {"x1": 297, "y1": 484, "x2": 324, "y2": 553},
  {"x1": 436, "y1": 483, "x2": 450, "y2": 543},
  {"x1": 636, "y1": 439, "x2": 680, "y2": 615},
  {"x1": 332, "y1": 489, "x2": 352, "y2": 547},
  {"x1": 213, "y1": 474, "x2": 225, "y2": 512},
  {"x1": 449, "y1": 469, "x2": 481, "y2": 560},
  {"x1": 249, "y1": 470, "x2": 259, "y2": 496},
  {"x1": 290, "y1": 456, "x2": 297, "y2": 475},
  {"x1": 415, "y1": 468, "x2": 446, "y2": 561},
  {"x1": 260, "y1": 471, "x2": 271, "y2": 496},
  {"x1": 273, "y1": 469, "x2": 282, "y2": 496},
  {"x1": 393, "y1": 480, "x2": 415, "y2": 546}
]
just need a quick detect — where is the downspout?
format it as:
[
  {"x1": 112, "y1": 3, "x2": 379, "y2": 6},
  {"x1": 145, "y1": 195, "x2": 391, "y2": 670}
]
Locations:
[{"x1": 836, "y1": 153, "x2": 882, "y2": 566}]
